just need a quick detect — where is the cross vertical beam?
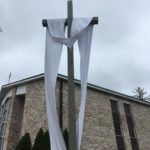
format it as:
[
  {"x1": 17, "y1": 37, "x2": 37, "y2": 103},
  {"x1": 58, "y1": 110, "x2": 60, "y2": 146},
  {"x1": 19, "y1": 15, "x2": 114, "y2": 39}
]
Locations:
[
  {"x1": 42, "y1": 3, "x2": 98, "y2": 149},
  {"x1": 67, "y1": 1, "x2": 77, "y2": 150}
]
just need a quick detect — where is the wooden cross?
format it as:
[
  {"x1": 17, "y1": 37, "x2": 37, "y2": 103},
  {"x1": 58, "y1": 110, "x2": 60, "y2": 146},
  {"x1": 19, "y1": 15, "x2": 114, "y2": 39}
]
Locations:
[{"x1": 42, "y1": 1, "x2": 98, "y2": 149}]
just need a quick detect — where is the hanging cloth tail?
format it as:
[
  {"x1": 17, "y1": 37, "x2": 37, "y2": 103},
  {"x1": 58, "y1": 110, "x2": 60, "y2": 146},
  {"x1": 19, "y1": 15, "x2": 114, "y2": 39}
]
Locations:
[
  {"x1": 45, "y1": 18, "x2": 94, "y2": 150},
  {"x1": 76, "y1": 25, "x2": 94, "y2": 150},
  {"x1": 45, "y1": 21, "x2": 67, "y2": 150}
]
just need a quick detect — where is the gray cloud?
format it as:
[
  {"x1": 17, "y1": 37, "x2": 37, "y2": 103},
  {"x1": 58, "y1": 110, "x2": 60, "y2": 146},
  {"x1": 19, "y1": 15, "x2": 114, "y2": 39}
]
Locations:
[{"x1": 0, "y1": 0, "x2": 150, "y2": 96}]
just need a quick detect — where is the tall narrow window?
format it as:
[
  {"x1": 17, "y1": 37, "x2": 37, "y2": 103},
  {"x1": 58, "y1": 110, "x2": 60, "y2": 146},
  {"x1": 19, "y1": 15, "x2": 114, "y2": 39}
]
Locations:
[
  {"x1": 0, "y1": 98, "x2": 10, "y2": 150},
  {"x1": 124, "y1": 104, "x2": 139, "y2": 150},
  {"x1": 110, "y1": 100, "x2": 126, "y2": 150}
]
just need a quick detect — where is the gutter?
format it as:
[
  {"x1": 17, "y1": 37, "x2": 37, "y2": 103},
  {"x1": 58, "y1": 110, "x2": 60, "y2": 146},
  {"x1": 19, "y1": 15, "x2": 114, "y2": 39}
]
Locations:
[{"x1": 1, "y1": 73, "x2": 150, "y2": 107}]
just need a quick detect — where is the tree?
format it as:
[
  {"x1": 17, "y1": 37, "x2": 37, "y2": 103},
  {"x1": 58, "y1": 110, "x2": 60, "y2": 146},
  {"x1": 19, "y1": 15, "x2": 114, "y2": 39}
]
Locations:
[
  {"x1": 32, "y1": 128, "x2": 45, "y2": 150},
  {"x1": 63, "y1": 128, "x2": 69, "y2": 150},
  {"x1": 43, "y1": 128, "x2": 69, "y2": 150},
  {"x1": 15, "y1": 128, "x2": 69, "y2": 150},
  {"x1": 15, "y1": 133, "x2": 32, "y2": 150},
  {"x1": 42, "y1": 128, "x2": 69, "y2": 150},
  {"x1": 43, "y1": 130, "x2": 51, "y2": 150},
  {"x1": 133, "y1": 87, "x2": 150, "y2": 102}
]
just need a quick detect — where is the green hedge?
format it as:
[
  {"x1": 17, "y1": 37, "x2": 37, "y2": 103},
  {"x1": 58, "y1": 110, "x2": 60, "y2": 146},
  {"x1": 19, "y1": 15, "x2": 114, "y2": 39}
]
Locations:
[
  {"x1": 15, "y1": 133, "x2": 31, "y2": 150},
  {"x1": 15, "y1": 128, "x2": 69, "y2": 150}
]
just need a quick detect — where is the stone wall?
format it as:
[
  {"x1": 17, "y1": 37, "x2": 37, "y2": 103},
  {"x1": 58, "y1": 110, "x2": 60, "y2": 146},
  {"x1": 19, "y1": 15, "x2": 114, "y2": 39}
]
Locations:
[
  {"x1": 6, "y1": 93, "x2": 25, "y2": 150},
  {"x1": 21, "y1": 80, "x2": 48, "y2": 144},
  {"x1": 3, "y1": 88, "x2": 16, "y2": 150},
  {"x1": 131, "y1": 102, "x2": 150, "y2": 150},
  {"x1": 5, "y1": 78, "x2": 150, "y2": 150}
]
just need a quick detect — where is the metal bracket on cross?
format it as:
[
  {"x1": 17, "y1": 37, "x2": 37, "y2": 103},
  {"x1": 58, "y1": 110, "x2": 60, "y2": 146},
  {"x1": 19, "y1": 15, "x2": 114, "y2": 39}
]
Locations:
[{"x1": 42, "y1": 17, "x2": 98, "y2": 27}]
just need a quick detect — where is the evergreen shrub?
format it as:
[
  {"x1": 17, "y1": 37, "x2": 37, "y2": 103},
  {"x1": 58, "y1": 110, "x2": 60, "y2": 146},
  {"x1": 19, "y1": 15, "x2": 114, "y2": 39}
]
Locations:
[
  {"x1": 32, "y1": 128, "x2": 44, "y2": 150},
  {"x1": 43, "y1": 130, "x2": 51, "y2": 150},
  {"x1": 15, "y1": 128, "x2": 69, "y2": 150},
  {"x1": 15, "y1": 133, "x2": 31, "y2": 150},
  {"x1": 63, "y1": 129, "x2": 69, "y2": 150}
]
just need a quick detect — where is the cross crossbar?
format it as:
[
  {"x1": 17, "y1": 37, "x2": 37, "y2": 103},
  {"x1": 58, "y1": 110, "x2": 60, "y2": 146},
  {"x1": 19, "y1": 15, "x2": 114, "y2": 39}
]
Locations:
[{"x1": 42, "y1": 17, "x2": 98, "y2": 27}]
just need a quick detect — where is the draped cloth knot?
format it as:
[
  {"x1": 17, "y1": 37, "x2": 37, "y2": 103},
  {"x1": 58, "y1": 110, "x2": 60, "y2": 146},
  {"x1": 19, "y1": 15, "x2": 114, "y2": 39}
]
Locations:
[{"x1": 45, "y1": 18, "x2": 94, "y2": 150}]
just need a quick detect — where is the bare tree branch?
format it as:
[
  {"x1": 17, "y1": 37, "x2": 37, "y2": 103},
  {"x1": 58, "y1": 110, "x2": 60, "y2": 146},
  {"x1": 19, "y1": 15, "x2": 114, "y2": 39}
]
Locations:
[{"x1": 133, "y1": 87, "x2": 150, "y2": 102}]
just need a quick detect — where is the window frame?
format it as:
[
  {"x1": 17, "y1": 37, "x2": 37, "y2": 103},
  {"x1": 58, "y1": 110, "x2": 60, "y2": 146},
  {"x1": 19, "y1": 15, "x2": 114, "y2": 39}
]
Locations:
[
  {"x1": 0, "y1": 98, "x2": 10, "y2": 150},
  {"x1": 110, "y1": 100, "x2": 126, "y2": 150},
  {"x1": 124, "y1": 103, "x2": 140, "y2": 150}
]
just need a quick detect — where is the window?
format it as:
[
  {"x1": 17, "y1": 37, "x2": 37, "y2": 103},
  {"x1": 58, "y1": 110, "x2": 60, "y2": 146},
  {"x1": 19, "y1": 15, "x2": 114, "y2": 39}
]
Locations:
[
  {"x1": 0, "y1": 98, "x2": 10, "y2": 150},
  {"x1": 110, "y1": 100, "x2": 126, "y2": 150},
  {"x1": 124, "y1": 104, "x2": 139, "y2": 150}
]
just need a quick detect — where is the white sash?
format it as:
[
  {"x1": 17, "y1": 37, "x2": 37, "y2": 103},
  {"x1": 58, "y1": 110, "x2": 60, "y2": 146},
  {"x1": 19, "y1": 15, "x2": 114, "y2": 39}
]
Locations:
[{"x1": 45, "y1": 18, "x2": 93, "y2": 150}]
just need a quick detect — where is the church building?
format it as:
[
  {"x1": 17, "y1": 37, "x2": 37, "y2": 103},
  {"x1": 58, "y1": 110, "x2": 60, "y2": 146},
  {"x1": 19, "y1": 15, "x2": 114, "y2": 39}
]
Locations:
[{"x1": 0, "y1": 73, "x2": 150, "y2": 150}]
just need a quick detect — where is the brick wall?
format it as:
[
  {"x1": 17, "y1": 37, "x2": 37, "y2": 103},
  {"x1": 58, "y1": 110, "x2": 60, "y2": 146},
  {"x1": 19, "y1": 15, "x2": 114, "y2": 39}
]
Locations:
[
  {"x1": 4, "y1": 78, "x2": 150, "y2": 150},
  {"x1": 3, "y1": 88, "x2": 16, "y2": 150},
  {"x1": 6, "y1": 94, "x2": 25, "y2": 150}
]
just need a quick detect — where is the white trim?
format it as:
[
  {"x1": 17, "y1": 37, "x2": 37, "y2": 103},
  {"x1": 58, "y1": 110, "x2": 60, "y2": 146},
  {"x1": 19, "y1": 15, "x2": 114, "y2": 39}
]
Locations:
[
  {"x1": 1, "y1": 73, "x2": 150, "y2": 107},
  {"x1": 16, "y1": 85, "x2": 26, "y2": 95},
  {"x1": 2, "y1": 74, "x2": 44, "y2": 89},
  {"x1": 1, "y1": 90, "x2": 12, "y2": 106},
  {"x1": 109, "y1": 96, "x2": 118, "y2": 101}
]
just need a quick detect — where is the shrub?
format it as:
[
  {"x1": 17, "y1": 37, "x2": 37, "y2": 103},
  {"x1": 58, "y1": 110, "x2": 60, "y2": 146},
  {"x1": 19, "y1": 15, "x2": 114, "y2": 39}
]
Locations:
[
  {"x1": 43, "y1": 130, "x2": 51, "y2": 150},
  {"x1": 32, "y1": 128, "x2": 44, "y2": 150},
  {"x1": 42, "y1": 128, "x2": 68, "y2": 150},
  {"x1": 15, "y1": 133, "x2": 31, "y2": 150},
  {"x1": 15, "y1": 128, "x2": 69, "y2": 150},
  {"x1": 63, "y1": 128, "x2": 69, "y2": 150}
]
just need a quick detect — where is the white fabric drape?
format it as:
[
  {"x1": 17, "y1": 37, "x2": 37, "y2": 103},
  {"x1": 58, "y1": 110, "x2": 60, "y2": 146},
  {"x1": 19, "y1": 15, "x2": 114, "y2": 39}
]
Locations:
[
  {"x1": 76, "y1": 25, "x2": 93, "y2": 150},
  {"x1": 45, "y1": 19, "x2": 66, "y2": 150},
  {"x1": 45, "y1": 18, "x2": 94, "y2": 150}
]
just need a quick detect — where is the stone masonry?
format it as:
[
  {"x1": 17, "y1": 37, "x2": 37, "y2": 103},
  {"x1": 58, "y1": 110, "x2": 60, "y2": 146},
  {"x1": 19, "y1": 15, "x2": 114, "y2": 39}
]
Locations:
[{"x1": 1, "y1": 76, "x2": 150, "y2": 150}]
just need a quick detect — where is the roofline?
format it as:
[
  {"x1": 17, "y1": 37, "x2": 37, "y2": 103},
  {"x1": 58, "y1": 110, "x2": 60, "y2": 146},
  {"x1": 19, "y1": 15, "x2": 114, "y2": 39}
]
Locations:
[
  {"x1": 1, "y1": 73, "x2": 150, "y2": 107},
  {"x1": 2, "y1": 73, "x2": 45, "y2": 89}
]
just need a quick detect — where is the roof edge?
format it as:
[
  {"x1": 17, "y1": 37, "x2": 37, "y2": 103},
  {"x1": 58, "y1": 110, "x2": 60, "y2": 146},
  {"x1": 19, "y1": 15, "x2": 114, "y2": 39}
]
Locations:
[{"x1": 1, "y1": 73, "x2": 150, "y2": 107}]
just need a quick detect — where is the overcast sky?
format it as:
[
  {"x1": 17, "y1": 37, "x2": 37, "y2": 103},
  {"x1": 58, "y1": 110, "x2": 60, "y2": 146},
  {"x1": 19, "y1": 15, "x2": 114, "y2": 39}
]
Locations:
[{"x1": 0, "y1": 0, "x2": 150, "y2": 96}]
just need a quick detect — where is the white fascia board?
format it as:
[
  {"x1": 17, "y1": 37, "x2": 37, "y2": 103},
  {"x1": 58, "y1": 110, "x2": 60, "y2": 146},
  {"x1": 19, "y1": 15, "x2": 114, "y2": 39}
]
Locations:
[
  {"x1": 2, "y1": 90, "x2": 12, "y2": 106},
  {"x1": 1, "y1": 73, "x2": 150, "y2": 107},
  {"x1": 16, "y1": 85, "x2": 26, "y2": 95}
]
